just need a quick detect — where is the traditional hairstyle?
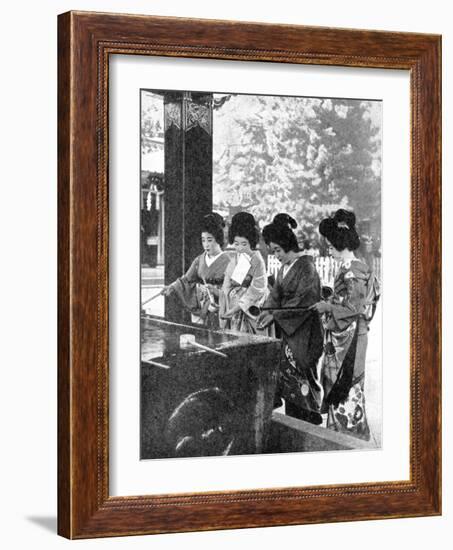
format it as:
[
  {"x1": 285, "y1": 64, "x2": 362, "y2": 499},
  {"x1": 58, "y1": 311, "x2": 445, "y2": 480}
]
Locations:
[
  {"x1": 201, "y1": 212, "x2": 225, "y2": 247},
  {"x1": 318, "y1": 209, "x2": 360, "y2": 251},
  {"x1": 228, "y1": 211, "x2": 260, "y2": 249},
  {"x1": 262, "y1": 213, "x2": 299, "y2": 253}
]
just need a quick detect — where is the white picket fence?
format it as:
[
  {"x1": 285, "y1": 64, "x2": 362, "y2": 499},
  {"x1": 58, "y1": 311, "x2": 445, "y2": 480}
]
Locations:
[{"x1": 267, "y1": 255, "x2": 381, "y2": 288}]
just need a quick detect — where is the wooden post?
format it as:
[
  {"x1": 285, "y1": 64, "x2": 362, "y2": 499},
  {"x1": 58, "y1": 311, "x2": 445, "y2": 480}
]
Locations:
[{"x1": 163, "y1": 91, "x2": 213, "y2": 321}]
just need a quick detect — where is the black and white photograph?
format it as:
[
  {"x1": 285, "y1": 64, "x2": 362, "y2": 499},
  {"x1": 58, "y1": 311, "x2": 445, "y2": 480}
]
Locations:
[
  {"x1": 140, "y1": 89, "x2": 382, "y2": 460},
  {"x1": 1, "y1": 0, "x2": 446, "y2": 546}
]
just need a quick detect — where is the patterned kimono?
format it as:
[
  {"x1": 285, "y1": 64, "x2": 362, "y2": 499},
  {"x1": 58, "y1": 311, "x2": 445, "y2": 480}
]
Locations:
[
  {"x1": 264, "y1": 255, "x2": 324, "y2": 424},
  {"x1": 171, "y1": 251, "x2": 231, "y2": 329},
  {"x1": 321, "y1": 258, "x2": 380, "y2": 440},
  {"x1": 220, "y1": 250, "x2": 268, "y2": 334}
]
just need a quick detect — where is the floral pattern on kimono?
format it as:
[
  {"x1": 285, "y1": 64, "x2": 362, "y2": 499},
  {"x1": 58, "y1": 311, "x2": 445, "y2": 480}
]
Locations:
[
  {"x1": 220, "y1": 251, "x2": 269, "y2": 334},
  {"x1": 321, "y1": 258, "x2": 380, "y2": 440},
  {"x1": 171, "y1": 251, "x2": 231, "y2": 329},
  {"x1": 327, "y1": 382, "x2": 367, "y2": 436},
  {"x1": 264, "y1": 255, "x2": 324, "y2": 423}
]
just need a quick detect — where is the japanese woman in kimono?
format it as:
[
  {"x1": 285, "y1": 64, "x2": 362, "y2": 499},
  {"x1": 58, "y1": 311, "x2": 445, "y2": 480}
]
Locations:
[
  {"x1": 219, "y1": 212, "x2": 269, "y2": 334},
  {"x1": 258, "y1": 214, "x2": 324, "y2": 425},
  {"x1": 161, "y1": 213, "x2": 231, "y2": 329},
  {"x1": 311, "y1": 209, "x2": 380, "y2": 440}
]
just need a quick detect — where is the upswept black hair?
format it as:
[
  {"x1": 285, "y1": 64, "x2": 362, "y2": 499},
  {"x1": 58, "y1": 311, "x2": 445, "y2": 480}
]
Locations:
[
  {"x1": 319, "y1": 209, "x2": 360, "y2": 251},
  {"x1": 228, "y1": 212, "x2": 260, "y2": 249},
  {"x1": 262, "y1": 213, "x2": 299, "y2": 253},
  {"x1": 201, "y1": 212, "x2": 225, "y2": 247}
]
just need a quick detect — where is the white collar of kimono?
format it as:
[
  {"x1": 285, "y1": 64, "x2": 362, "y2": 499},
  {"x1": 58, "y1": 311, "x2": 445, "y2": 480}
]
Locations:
[
  {"x1": 204, "y1": 251, "x2": 223, "y2": 266},
  {"x1": 282, "y1": 258, "x2": 298, "y2": 278}
]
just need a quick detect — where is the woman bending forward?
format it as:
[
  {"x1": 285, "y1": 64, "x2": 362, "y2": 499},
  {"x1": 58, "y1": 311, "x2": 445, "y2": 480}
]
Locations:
[{"x1": 259, "y1": 214, "x2": 324, "y2": 425}]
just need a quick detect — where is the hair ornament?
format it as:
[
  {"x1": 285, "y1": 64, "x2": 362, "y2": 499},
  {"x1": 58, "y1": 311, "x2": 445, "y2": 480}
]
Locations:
[{"x1": 337, "y1": 221, "x2": 349, "y2": 229}]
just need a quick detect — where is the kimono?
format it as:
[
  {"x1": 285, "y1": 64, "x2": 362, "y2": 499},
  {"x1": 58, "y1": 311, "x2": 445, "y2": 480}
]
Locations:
[
  {"x1": 264, "y1": 255, "x2": 324, "y2": 424},
  {"x1": 171, "y1": 251, "x2": 231, "y2": 329},
  {"x1": 220, "y1": 250, "x2": 268, "y2": 334},
  {"x1": 321, "y1": 258, "x2": 380, "y2": 440}
]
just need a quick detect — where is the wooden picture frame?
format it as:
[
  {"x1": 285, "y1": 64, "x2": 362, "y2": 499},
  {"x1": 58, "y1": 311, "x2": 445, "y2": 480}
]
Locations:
[{"x1": 58, "y1": 10, "x2": 441, "y2": 539}]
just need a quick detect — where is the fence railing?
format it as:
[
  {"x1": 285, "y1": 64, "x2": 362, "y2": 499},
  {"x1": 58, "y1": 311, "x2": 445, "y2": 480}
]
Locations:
[{"x1": 267, "y1": 255, "x2": 381, "y2": 288}]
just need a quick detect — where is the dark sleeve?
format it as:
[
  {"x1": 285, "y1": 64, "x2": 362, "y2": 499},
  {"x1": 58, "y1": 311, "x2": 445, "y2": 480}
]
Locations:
[
  {"x1": 180, "y1": 256, "x2": 201, "y2": 283},
  {"x1": 273, "y1": 259, "x2": 321, "y2": 336},
  {"x1": 263, "y1": 275, "x2": 282, "y2": 309},
  {"x1": 170, "y1": 256, "x2": 200, "y2": 312},
  {"x1": 328, "y1": 267, "x2": 369, "y2": 331}
]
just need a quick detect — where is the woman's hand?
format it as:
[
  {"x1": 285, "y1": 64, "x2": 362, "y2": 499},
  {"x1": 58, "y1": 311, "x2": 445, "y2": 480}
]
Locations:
[
  {"x1": 257, "y1": 312, "x2": 273, "y2": 329},
  {"x1": 220, "y1": 305, "x2": 240, "y2": 319},
  {"x1": 207, "y1": 303, "x2": 219, "y2": 313},
  {"x1": 220, "y1": 309, "x2": 234, "y2": 319},
  {"x1": 203, "y1": 283, "x2": 220, "y2": 299},
  {"x1": 310, "y1": 301, "x2": 332, "y2": 314},
  {"x1": 205, "y1": 284, "x2": 219, "y2": 297},
  {"x1": 160, "y1": 285, "x2": 174, "y2": 297}
]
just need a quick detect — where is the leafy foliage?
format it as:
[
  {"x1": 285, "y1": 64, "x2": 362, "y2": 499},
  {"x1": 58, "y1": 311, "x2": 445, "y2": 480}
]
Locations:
[
  {"x1": 213, "y1": 95, "x2": 381, "y2": 240},
  {"x1": 141, "y1": 91, "x2": 164, "y2": 155}
]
